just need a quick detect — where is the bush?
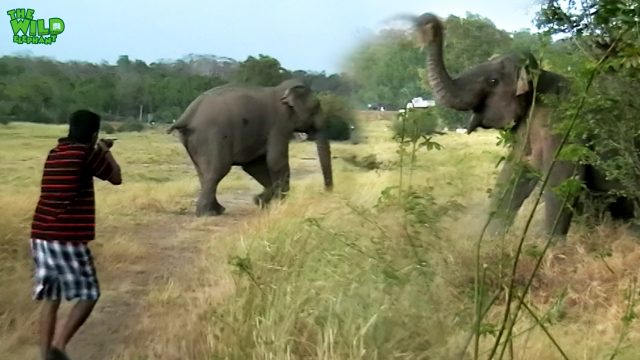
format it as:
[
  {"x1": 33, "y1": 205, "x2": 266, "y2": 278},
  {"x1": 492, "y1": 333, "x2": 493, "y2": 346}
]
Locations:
[
  {"x1": 325, "y1": 116, "x2": 352, "y2": 141},
  {"x1": 391, "y1": 108, "x2": 441, "y2": 140},
  {"x1": 318, "y1": 92, "x2": 357, "y2": 141},
  {"x1": 154, "y1": 107, "x2": 183, "y2": 124},
  {"x1": 118, "y1": 119, "x2": 145, "y2": 132},
  {"x1": 27, "y1": 111, "x2": 56, "y2": 124},
  {"x1": 434, "y1": 106, "x2": 468, "y2": 129},
  {"x1": 341, "y1": 153, "x2": 384, "y2": 170},
  {"x1": 102, "y1": 123, "x2": 116, "y2": 134}
]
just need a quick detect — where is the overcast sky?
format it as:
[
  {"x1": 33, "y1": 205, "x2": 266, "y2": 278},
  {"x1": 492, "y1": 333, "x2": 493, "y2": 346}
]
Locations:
[{"x1": 2, "y1": 0, "x2": 541, "y2": 73}]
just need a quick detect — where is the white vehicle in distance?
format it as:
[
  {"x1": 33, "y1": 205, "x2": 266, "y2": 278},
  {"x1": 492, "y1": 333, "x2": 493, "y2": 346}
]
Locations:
[
  {"x1": 398, "y1": 97, "x2": 436, "y2": 113},
  {"x1": 406, "y1": 97, "x2": 435, "y2": 109}
]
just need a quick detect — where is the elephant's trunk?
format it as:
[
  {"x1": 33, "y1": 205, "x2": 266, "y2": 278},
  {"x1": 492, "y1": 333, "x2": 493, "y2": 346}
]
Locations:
[
  {"x1": 315, "y1": 132, "x2": 333, "y2": 191},
  {"x1": 414, "y1": 13, "x2": 480, "y2": 111}
]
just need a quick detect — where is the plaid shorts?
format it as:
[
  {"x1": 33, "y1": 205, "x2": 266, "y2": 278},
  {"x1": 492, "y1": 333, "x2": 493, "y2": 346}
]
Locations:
[{"x1": 30, "y1": 239, "x2": 100, "y2": 301}]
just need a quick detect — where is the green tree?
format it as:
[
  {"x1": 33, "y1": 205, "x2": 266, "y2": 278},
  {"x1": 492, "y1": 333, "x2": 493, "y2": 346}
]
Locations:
[
  {"x1": 536, "y1": 0, "x2": 640, "y2": 65},
  {"x1": 535, "y1": 0, "x2": 640, "y2": 217},
  {"x1": 294, "y1": 70, "x2": 352, "y2": 97},
  {"x1": 317, "y1": 92, "x2": 357, "y2": 141},
  {"x1": 436, "y1": 14, "x2": 513, "y2": 74},
  {"x1": 233, "y1": 54, "x2": 291, "y2": 86},
  {"x1": 0, "y1": 52, "x2": 349, "y2": 126},
  {"x1": 346, "y1": 28, "x2": 424, "y2": 109}
]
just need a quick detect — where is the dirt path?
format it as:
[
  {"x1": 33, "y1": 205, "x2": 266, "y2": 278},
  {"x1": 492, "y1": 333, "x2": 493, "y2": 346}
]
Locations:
[{"x1": 63, "y1": 193, "x2": 256, "y2": 360}]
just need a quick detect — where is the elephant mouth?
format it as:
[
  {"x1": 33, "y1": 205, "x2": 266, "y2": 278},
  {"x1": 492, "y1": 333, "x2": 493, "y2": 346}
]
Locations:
[
  {"x1": 466, "y1": 112, "x2": 484, "y2": 134},
  {"x1": 466, "y1": 110, "x2": 521, "y2": 135},
  {"x1": 466, "y1": 101, "x2": 488, "y2": 134}
]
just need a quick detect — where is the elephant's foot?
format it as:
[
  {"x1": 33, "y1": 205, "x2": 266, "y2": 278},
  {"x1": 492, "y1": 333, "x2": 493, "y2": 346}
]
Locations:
[
  {"x1": 543, "y1": 220, "x2": 572, "y2": 240},
  {"x1": 544, "y1": 232, "x2": 568, "y2": 244},
  {"x1": 252, "y1": 186, "x2": 289, "y2": 209},
  {"x1": 274, "y1": 191, "x2": 288, "y2": 201},
  {"x1": 196, "y1": 203, "x2": 226, "y2": 217},
  {"x1": 253, "y1": 194, "x2": 271, "y2": 209}
]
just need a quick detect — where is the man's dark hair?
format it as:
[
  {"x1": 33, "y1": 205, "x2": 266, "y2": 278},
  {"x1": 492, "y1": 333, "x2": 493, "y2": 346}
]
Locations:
[{"x1": 68, "y1": 110, "x2": 101, "y2": 144}]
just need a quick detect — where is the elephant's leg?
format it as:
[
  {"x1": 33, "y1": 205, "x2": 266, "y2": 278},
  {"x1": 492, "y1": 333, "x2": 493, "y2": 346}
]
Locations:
[
  {"x1": 242, "y1": 156, "x2": 274, "y2": 207},
  {"x1": 197, "y1": 166, "x2": 231, "y2": 216},
  {"x1": 543, "y1": 191, "x2": 574, "y2": 237},
  {"x1": 193, "y1": 159, "x2": 205, "y2": 188},
  {"x1": 609, "y1": 196, "x2": 640, "y2": 234},
  {"x1": 542, "y1": 162, "x2": 581, "y2": 238},
  {"x1": 269, "y1": 162, "x2": 290, "y2": 201},
  {"x1": 608, "y1": 196, "x2": 635, "y2": 220},
  {"x1": 188, "y1": 133, "x2": 232, "y2": 217},
  {"x1": 182, "y1": 135, "x2": 205, "y2": 187},
  {"x1": 487, "y1": 161, "x2": 539, "y2": 235},
  {"x1": 266, "y1": 136, "x2": 291, "y2": 201}
]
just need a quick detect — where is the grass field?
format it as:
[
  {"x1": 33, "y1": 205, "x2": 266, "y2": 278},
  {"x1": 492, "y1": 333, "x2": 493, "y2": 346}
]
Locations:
[{"x1": 1, "y1": 113, "x2": 639, "y2": 359}]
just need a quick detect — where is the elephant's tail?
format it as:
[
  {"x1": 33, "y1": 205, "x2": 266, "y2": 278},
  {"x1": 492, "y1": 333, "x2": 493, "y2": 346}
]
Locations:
[
  {"x1": 166, "y1": 95, "x2": 204, "y2": 135},
  {"x1": 166, "y1": 124, "x2": 179, "y2": 134},
  {"x1": 166, "y1": 120, "x2": 190, "y2": 135}
]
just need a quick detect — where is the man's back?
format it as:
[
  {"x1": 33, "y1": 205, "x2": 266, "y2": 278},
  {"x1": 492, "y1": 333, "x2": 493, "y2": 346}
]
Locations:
[{"x1": 31, "y1": 138, "x2": 116, "y2": 243}]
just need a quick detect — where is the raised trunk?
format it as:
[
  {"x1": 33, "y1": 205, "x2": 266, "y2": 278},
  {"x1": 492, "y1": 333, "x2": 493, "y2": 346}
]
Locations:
[
  {"x1": 418, "y1": 14, "x2": 480, "y2": 111},
  {"x1": 315, "y1": 133, "x2": 333, "y2": 190}
]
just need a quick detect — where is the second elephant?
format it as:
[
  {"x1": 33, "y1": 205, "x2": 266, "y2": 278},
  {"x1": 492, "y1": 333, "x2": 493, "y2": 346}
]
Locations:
[
  {"x1": 412, "y1": 12, "x2": 637, "y2": 238},
  {"x1": 167, "y1": 79, "x2": 333, "y2": 216}
]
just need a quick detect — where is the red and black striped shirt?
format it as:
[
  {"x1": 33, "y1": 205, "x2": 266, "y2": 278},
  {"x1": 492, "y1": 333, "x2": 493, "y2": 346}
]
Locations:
[{"x1": 31, "y1": 138, "x2": 116, "y2": 243}]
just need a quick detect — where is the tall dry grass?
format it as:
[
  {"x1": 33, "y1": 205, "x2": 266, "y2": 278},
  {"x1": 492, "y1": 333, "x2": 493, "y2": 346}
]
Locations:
[{"x1": 186, "y1": 119, "x2": 640, "y2": 359}]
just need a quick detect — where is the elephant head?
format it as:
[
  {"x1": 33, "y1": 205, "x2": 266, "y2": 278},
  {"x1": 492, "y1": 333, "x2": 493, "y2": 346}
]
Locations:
[
  {"x1": 279, "y1": 80, "x2": 334, "y2": 191},
  {"x1": 413, "y1": 13, "x2": 545, "y2": 134}
]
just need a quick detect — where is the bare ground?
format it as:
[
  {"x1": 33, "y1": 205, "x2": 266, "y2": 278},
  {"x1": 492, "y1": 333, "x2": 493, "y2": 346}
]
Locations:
[
  {"x1": 62, "y1": 192, "x2": 257, "y2": 360},
  {"x1": 2, "y1": 186, "x2": 261, "y2": 360}
]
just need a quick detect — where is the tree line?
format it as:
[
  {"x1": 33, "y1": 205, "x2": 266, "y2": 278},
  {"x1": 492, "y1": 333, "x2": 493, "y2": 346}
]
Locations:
[{"x1": 0, "y1": 53, "x2": 352, "y2": 125}]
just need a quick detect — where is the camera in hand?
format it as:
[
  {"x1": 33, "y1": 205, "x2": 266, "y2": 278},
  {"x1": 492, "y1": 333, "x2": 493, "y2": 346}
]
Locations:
[{"x1": 99, "y1": 138, "x2": 117, "y2": 149}]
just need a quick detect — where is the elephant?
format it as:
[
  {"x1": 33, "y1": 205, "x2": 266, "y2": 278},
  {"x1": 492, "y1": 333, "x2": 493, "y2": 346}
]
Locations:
[
  {"x1": 166, "y1": 78, "x2": 333, "y2": 216},
  {"x1": 411, "y1": 12, "x2": 637, "y2": 238}
]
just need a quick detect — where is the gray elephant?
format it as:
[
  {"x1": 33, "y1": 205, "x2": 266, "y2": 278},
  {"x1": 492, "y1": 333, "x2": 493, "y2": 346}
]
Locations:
[
  {"x1": 411, "y1": 13, "x2": 636, "y2": 238},
  {"x1": 167, "y1": 78, "x2": 333, "y2": 216}
]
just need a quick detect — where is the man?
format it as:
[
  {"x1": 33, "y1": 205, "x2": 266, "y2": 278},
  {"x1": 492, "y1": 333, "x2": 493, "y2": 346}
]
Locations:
[{"x1": 30, "y1": 109, "x2": 122, "y2": 360}]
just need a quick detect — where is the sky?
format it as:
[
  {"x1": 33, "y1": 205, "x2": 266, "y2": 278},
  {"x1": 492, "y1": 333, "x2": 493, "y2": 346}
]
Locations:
[{"x1": 1, "y1": 0, "x2": 542, "y2": 74}]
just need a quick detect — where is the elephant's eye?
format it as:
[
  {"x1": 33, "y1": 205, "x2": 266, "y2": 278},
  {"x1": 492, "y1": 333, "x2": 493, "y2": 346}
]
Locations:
[{"x1": 488, "y1": 78, "x2": 499, "y2": 87}]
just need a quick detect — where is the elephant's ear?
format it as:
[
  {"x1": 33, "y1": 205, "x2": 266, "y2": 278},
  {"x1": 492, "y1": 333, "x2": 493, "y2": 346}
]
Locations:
[
  {"x1": 280, "y1": 85, "x2": 308, "y2": 108},
  {"x1": 515, "y1": 67, "x2": 530, "y2": 96}
]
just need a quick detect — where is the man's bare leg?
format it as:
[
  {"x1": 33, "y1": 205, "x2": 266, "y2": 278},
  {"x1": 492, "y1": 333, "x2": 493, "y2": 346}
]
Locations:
[
  {"x1": 50, "y1": 300, "x2": 97, "y2": 353},
  {"x1": 40, "y1": 300, "x2": 61, "y2": 359}
]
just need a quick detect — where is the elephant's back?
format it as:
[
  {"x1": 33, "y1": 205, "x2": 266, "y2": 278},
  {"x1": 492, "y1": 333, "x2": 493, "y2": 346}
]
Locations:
[
  {"x1": 201, "y1": 88, "x2": 270, "y2": 111},
  {"x1": 202, "y1": 83, "x2": 267, "y2": 97},
  {"x1": 194, "y1": 87, "x2": 272, "y2": 129}
]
